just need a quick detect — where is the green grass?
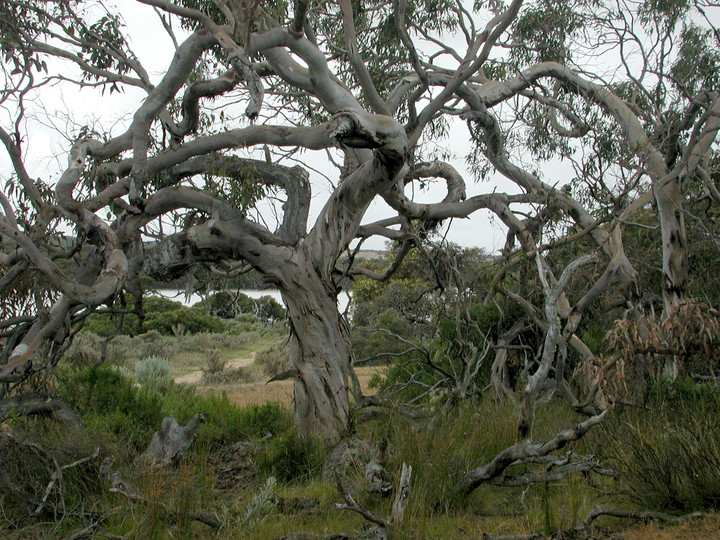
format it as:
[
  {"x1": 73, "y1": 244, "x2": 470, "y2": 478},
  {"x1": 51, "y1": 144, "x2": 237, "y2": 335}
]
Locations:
[{"x1": 7, "y1": 334, "x2": 720, "y2": 539}]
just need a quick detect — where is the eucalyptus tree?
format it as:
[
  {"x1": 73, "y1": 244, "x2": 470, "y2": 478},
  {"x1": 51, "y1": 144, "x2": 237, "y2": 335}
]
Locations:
[{"x1": 1, "y1": 0, "x2": 718, "y2": 445}]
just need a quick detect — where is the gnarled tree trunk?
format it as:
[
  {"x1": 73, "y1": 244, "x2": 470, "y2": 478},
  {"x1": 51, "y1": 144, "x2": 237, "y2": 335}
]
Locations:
[{"x1": 281, "y1": 275, "x2": 352, "y2": 442}]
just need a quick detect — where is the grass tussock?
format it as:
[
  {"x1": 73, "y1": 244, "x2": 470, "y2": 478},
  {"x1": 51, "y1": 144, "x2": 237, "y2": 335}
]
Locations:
[{"x1": 601, "y1": 381, "x2": 720, "y2": 513}]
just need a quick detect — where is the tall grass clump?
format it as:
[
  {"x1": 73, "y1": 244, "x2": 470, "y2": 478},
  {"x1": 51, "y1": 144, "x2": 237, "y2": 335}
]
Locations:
[
  {"x1": 369, "y1": 399, "x2": 518, "y2": 513},
  {"x1": 601, "y1": 380, "x2": 720, "y2": 512},
  {"x1": 358, "y1": 396, "x2": 600, "y2": 530}
]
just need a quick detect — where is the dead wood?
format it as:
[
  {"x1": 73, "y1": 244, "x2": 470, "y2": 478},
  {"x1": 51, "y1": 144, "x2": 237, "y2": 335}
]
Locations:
[
  {"x1": 365, "y1": 438, "x2": 392, "y2": 497},
  {"x1": 582, "y1": 504, "x2": 709, "y2": 528},
  {"x1": 212, "y1": 440, "x2": 260, "y2": 490},
  {"x1": 0, "y1": 393, "x2": 82, "y2": 428},
  {"x1": 335, "y1": 473, "x2": 389, "y2": 528},
  {"x1": 100, "y1": 455, "x2": 220, "y2": 529},
  {"x1": 389, "y1": 463, "x2": 412, "y2": 525},
  {"x1": 279, "y1": 533, "x2": 358, "y2": 540},
  {"x1": 272, "y1": 495, "x2": 320, "y2": 512},
  {"x1": 482, "y1": 535, "x2": 544, "y2": 540},
  {"x1": 137, "y1": 412, "x2": 206, "y2": 469},
  {"x1": 491, "y1": 453, "x2": 615, "y2": 487},
  {"x1": 456, "y1": 411, "x2": 606, "y2": 496},
  {"x1": 332, "y1": 462, "x2": 413, "y2": 538}
]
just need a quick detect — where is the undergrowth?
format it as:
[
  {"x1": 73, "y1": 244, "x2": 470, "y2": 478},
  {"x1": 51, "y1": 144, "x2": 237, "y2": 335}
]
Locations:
[
  {"x1": 600, "y1": 379, "x2": 720, "y2": 512},
  {"x1": 4, "y1": 362, "x2": 720, "y2": 539}
]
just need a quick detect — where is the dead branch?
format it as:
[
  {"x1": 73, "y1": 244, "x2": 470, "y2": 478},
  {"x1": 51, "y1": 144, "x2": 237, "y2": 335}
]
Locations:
[
  {"x1": 109, "y1": 482, "x2": 221, "y2": 528},
  {"x1": 582, "y1": 504, "x2": 709, "y2": 528},
  {"x1": 456, "y1": 411, "x2": 607, "y2": 497},
  {"x1": 365, "y1": 439, "x2": 392, "y2": 497},
  {"x1": 0, "y1": 393, "x2": 82, "y2": 428},
  {"x1": 482, "y1": 534, "x2": 544, "y2": 540},
  {"x1": 389, "y1": 463, "x2": 412, "y2": 525},
  {"x1": 280, "y1": 533, "x2": 358, "y2": 540},
  {"x1": 491, "y1": 454, "x2": 614, "y2": 487},
  {"x1": 333, "y1": 461, "x2": 412, "y2": 537},
  {"x1": 35, "y1": 447, "x2": 101, "y2": 515},
  {"x1": 335, "y1": 473, "x2": 388, "y2": 528}
]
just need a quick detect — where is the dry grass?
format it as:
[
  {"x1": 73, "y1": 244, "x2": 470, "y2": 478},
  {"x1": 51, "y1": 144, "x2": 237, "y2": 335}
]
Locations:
[
  {"x1": 196, "y1": 366, "x2": 385, "y2": 409},
  {"x1": 620, "y1": 514, "x2": 720, "y2": 539}
]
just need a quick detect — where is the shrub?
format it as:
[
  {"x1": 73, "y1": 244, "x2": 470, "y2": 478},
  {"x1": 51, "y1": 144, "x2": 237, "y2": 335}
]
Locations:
[
  {"x1": 257, "y1": 430, "x2": 325, "y2": 483},
  {"x1": 203, "y1": 348, "x2": 226, "y2": 374},
  {"x1": 162, "y1": 397, "x2": 292, "y2": 450},
  {"x1": 254, "y1": 295, "x2": 286, "y2": 323},
  {"x1": 243, "y1": 476, "x2": 277, "y2": 524},
  {"x1": 61, "y1": 331, "x2": 104, "y2": 368},
  {"x1": 195, "y1": 291, "x2": 286, "y2": 324},
  {"x1": 202, "y1": 366, "x2": 261, "y2": 385},
  {"x1": 197, "y1": 290, "x2": 247, "y2": 319},
  {"x1": 135, "y1": 356, "x2": 171, "y2": 386},
  {"x1": 59, "y1": 367, "x2": 292, "y2": 457},
  {"x1": 352, "y1": 307, "x2": 421, "y2": 365},
  {"x1": 143, "y1": 305, "x2": 227, "y2": 335},
  {"x1": 225, "y1": 315, "x2": 264, "y2": 334},
  {"x1": 80, "y1": 295, "x2": 231, "y2": 337},
  {"x1": 58, "y1": 365, "x2": 163, "y2": 452},
  {"x1": 256, "y1": 339, "x2": 290, "y2": 377},
  {"x1": 105, "y1": 334, "x2": 135, "y2": 365}
]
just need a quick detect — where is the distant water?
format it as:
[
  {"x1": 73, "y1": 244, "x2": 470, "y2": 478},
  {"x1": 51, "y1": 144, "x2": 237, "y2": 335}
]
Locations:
[{"x1": 153, "y1": 289, "x2": 352, "y2": 313}]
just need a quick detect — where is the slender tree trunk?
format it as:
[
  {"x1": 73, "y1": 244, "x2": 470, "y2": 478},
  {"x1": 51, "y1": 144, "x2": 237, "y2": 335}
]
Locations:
[{"x1": 656, "y1": 179, "x2": 689, "y2": 315}]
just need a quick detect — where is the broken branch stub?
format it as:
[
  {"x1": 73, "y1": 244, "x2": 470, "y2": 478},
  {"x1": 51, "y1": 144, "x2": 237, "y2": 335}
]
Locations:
[{"x1": 137, "y1": 413, "x2": 206, "y2": 469}]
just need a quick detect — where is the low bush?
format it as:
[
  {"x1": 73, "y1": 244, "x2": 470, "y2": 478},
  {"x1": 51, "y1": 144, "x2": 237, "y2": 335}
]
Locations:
[
  {"x1": 58, "y1": 365, "x2": 164, "y2": 452},
  {"x1": 202, "y1": 366, "x2": 261, "y2": 385},
  {"x1": 59, "y1": 365, "x2": 293, "y2": 457},
  {"x1": 257, "y1": 430, "x2": 325, "y2": 483},
  {"x1": 62, "y1": 331, "x2": 104, "y2": 368},
  {"x1": 135, "y1": 355, "x2": 171, "y2": 387},
  {"x1": 161, "y1": 393, "x2": 292, "y2": 450},
  {"x1": 143, "y1": 304, "x2": 227, "y2": 335},
  {"x1": 81, "y1": 296, "x2": 230, "y2": 336},
  {"x1": 66, "y1": 330, "x2": 264, "y2": 368},
  {"x1": 352, "y1": 307, "x2": 423, "y2": 365},
  {"x1": 203, "y1": 348, "x2": 226, "y2": 374}
]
